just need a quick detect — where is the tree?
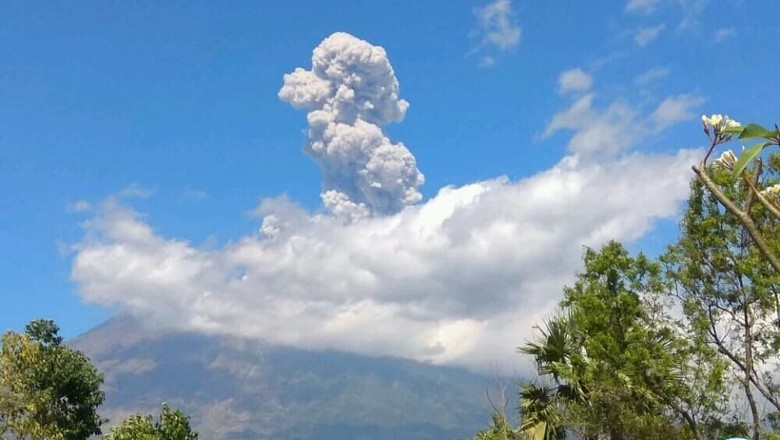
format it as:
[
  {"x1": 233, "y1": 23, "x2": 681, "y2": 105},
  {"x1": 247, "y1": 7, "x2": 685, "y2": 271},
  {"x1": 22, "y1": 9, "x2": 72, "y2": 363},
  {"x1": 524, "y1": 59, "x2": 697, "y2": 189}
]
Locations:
[
  {"x1": 517, "y1": 381, "x2": 565, "y2": 440},
  {"x1": 0, "y1": 319, "x2": 105, "y2": 440},
  {"x1": 663, "y1": 157, "x2": 780, "y2": 440},
  {"x1": 693, "y1": 115, "x2": 780, "y2": 272},
  {"x1": 517, "y1": 315, "x2": 576, "y2": 440},
  {"x1": 103, "y1": 404, "x2": 198, "y2": 440},
  {"x1": 473, "y1": 412, "x2": 520, "y2": 440},
  {"x1": 473, "y1": 366, "x2": 522, "y2": 440},
  {"x1": 520, "y1": 242, "x2": 726, "y2": 440}
]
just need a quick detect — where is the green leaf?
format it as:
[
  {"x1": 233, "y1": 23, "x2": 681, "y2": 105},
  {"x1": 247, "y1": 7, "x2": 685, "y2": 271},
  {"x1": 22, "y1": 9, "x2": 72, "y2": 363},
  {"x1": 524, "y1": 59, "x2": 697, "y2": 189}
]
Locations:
[
  {"x1": 738, "y1": 123, "x2": 777, "y2": 140},
  {"x1": 731, "y1": 141, "x2": 771, "y2": 179}
]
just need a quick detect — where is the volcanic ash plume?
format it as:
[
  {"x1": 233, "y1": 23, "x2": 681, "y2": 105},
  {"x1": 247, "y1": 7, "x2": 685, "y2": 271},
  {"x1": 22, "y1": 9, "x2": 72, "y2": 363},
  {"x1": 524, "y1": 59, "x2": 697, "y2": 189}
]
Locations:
[{"x1": 279, "y1": 32, "x2": 424, "y2": 221}]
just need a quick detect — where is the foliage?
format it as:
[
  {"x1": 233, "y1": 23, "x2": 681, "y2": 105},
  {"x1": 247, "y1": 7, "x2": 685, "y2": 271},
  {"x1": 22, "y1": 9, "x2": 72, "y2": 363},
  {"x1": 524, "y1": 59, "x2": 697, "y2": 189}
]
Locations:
[
  {"x1": 695, "y1": 115, "x2": 780, "y2": 272},
  {"x1": 518, "y1": 242, "x2": 726, "y2": 440},
  {"x1": 0, "y1": 319, "x2": 105, "y2": 440},
  {"x1": 0, "y1": 319, "x2": 201, "y2": 440},
  {"x1": 473, "y1": 413, "x2": 519, "y2": 440},
  {"x1": 103, "y1": 404, "x2": 198, "y2": 440},
  {"x1": 717, "y1": 120, "x2": 780, "y2": 179},
  {"x1": 664, "y1": 155, "x2": 780, "y2": 438},
  {"x1": 517, "y1": 381, "x2": 564, "y2": 440},
  {"x1": 516, "y1": 314, "x2": 575, "y2": 440}
]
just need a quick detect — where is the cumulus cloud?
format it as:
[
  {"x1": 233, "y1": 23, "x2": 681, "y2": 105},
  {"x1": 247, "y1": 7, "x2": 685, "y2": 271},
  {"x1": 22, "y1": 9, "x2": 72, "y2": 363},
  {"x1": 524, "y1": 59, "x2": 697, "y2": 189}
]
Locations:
[
  {"x1": 543, "y1": 92, "x2": 703, "y2": 156},
  {"x1": 279, "y1": 32, "x2": 424, "y2": 221},
  {"x1": 72, "y1": 149, "x2": 698, "y2": 371},
  {"x1": 70, "y1": 32, "x2": 702, "y2": 373},
  {"x1": 557, "y1": 68, "x2": 594, "y2": 94},
  {"x1": 635, "y1": 24, "x2": 666, "y2": 46},
  {"x1": 471, "y1": 0, "x2": 522, "y2": 66}
]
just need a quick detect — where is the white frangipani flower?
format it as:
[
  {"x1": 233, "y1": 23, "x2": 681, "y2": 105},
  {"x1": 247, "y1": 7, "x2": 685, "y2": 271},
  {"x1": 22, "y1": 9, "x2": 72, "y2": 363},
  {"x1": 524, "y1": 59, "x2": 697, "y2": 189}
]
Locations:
[
  {"x1": 713, "y1": 149, "x2": 737, "y2": 171},
  {"x1": 702, "y1": 113, "x2": 741, "y2": 136},
  {"x1": 707, "y1": 114, "x2": 724, "y2": 126},
  {"x1": 760, "y1": 184, "x2": 780, "y2": 198}
]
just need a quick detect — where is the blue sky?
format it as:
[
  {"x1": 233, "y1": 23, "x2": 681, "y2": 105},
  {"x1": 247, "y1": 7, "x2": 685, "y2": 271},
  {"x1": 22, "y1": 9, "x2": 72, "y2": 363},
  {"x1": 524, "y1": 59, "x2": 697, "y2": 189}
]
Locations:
[{"x1": 2, "y1": 0, "x2": 779, "y2": 368}]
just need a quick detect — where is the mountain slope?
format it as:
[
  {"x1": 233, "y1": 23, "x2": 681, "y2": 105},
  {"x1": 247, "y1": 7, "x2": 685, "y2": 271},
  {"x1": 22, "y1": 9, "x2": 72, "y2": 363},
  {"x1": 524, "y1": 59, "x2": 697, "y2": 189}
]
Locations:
[{"x1": 71, "y1": 317, "x2": 501, "y2": 439}]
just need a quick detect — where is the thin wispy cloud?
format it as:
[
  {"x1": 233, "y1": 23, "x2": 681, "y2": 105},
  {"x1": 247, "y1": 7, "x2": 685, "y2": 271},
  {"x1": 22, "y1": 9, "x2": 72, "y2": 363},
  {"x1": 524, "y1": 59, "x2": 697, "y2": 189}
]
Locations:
[
  {"x1": 180, "y1": 188, "x2": 208, "y2": 203},
  {"x1": 634, "y1": 67, "x2": 670, "y2": 85},
  {"x1": 72, "y1": 33, "x2": 701, "y2": 372},
  {"x1": 543, "y1": 91, "x2": 703, "y2": 156},
  {"x1": 470, "y1": 0, "x2": 522, "y2": 67},
  {"x1": 67, "y1": 200, "x2": 92, "y2": 213},
  {"x1": 118, "y1": 183, "x2": 155, "y2": 199},
  {"x1": 649, "y1": 94, "x2": 705, "y2": 132},
  {"x1": 714, "y1": 27, "x2": 736, "y2": 42},
  {"x1": 626, "y1": 0, "x2": 662, "y2": 13},
  {"x1": 676, "y1": 0, "x2": 709, "y2": 29},
  {"x1": 557, "y1": 68, "x2": 594, "y2": 95},
  {"x1": 625, "y1": 0, "x2": 710, "y2": 29},
  {"x1": 543, "y1": 93, "x2": 637, "y2": 156},
  {"x1": 635, "y1": 24, "x2": 666, "y2": 46}
]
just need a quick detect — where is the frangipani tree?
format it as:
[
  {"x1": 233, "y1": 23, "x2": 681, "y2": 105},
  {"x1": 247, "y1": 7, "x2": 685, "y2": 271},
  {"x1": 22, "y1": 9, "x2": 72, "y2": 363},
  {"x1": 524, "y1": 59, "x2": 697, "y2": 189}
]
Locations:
[
  {"x1": 693, "y1": 115, "x2": 780, "y2": 272},
  {"x1": 683, "y1": 114, "x2": 780, "y2": 439}
]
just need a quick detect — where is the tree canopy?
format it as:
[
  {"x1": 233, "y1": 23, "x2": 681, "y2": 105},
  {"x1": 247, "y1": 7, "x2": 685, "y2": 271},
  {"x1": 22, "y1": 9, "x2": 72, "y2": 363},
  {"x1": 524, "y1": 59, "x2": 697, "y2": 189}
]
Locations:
[
  {"x1": 103, "y1": 404, "x2": 199, "y2": 440},
  {"x1": 1, "y1": 321, "x2": 201, "y2": 440},
  {"x1": 516, "y1": 242, "x2": 726, "y2": 440},
  {"x1": 0, "y1": 319, "x2": 105, "y2": 440}
]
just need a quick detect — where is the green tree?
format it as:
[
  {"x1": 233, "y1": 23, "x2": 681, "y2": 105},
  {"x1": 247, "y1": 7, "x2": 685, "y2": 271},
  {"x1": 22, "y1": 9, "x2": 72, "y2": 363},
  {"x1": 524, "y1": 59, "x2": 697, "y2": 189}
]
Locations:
[
  {"x1": 520, "y1": 242, "x2": 726, "y2": 440},
  {"x1": 694, "y1": 116, "x2": 780, "y2": 272},
  {"x1": 663, "y1": 157, "x2": 780, "y2": 440},
  {"x1": 517, "y1": 381, "x2": 565, "y2": 440},
  {"x1": 0, "y1": 319, "x2": 105, "y2": 440},
  {"x1": 473, "y1": 412, "x2": 519, "y2": 440},
  {"x1": 104, "y1": 404, "x2": 198, "y2": 440},
  {"x1": 517, "y1": 315, "x2": 576, "y2": 440}
]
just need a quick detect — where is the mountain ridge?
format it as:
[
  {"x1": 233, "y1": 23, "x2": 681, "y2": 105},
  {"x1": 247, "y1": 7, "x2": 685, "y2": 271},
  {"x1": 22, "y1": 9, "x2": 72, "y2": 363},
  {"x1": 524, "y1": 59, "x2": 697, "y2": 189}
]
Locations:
[{"x1": 71, "y1": 316, "x2": 504, "y2": 439}]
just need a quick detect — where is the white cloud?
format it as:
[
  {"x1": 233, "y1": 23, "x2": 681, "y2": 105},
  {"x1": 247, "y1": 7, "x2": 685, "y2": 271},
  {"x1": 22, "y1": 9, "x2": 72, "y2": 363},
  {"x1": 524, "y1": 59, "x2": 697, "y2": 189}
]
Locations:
[
  {"x1": 635, "y1": 24, "x2": 666, "y2": 46},
  {"x1": 72, "y1": 149, "x2": 698, "y2": 372},
  {"x1": 626, "y1": 0, "x2": 662, "y2": 13},
  {"x1": 649, "y1": 94, "x2": 706, "y2": 132},
  {"x1": 714, "y1": 27, "x2": 736, "y2": 42},
  {"x1": 557, "y1": 68, "x2": 594, "y2": 94},
  {"x1": 471, "y1": 0, "x2": 522, "y2": 66},
  {"x1": 634, "y1": 67, "x2": 670, "y2": 85},
  {"x1": 479, "y1": 56, "x2": 497, "y2": 68},
  {"x1": 70, "y1": 32, "x2": 703, "y2": 374},
  {"x1": 676, "y1": 0, "x2": 709, "y2": 29},
  {"x1": 543, "y1": 93, "x2": 636, "y2": 156},
  {"x1": 626, "y1": 0, "x2": 709, "y2": 24},
  {"x1": 67, "y1": 200, "x2": 92, "y2": 213},
  {"x1": 543, "y1": 92, "x2": 704, "y2": 156},
  {"x1": 118, "y1": 183, "x2": 155, "y2": 199}
]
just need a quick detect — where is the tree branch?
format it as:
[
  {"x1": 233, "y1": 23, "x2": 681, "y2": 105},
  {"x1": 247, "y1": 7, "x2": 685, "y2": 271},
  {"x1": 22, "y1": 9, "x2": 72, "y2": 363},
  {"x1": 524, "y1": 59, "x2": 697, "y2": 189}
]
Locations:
[{"x1": 692, "y1": 164, "x2": 780, "y2": 273}]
